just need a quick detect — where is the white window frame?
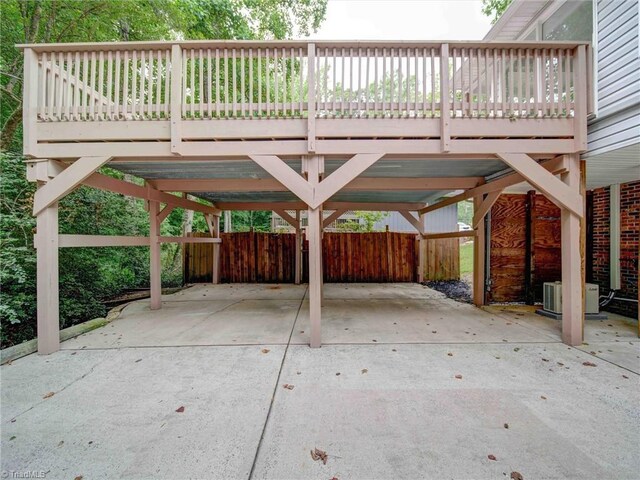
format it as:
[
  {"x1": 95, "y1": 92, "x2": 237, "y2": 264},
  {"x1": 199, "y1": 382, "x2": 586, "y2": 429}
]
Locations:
[{"x1": 517, "y1": 0, "x2": 598, "y2": 118}]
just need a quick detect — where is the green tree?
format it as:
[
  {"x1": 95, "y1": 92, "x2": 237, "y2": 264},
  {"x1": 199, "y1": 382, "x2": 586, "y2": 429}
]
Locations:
[
  {"x1": 0, "y1": 0, "x2": 327, "y2": 346},
  {"x1": 481, "y1": 0, "x2": 513, "y2": 24}
]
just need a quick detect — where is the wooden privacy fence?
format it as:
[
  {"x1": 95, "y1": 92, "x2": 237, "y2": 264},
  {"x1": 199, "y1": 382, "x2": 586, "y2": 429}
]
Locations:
[
  {"x1": 184, "y1": 231, "x2": 459, "y2": 284},
  {"x1": 319, "y1": 232, "x2": 416, "y2": 282}
]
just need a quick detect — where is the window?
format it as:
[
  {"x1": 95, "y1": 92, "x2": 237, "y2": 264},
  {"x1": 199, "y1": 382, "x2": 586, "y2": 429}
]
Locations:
[{"x1": 542, "y1": 0, "x2": 593, "y2": 42}]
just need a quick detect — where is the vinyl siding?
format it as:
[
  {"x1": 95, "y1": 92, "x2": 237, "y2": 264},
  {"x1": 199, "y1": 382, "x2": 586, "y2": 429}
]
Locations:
[{"x1": 588, "y1": 0, "x2": 640, "y2": 156}]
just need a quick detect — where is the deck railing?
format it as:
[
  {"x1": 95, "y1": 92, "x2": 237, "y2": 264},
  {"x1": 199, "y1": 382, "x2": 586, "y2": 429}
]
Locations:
[{"x1": 26, "y1": 40, "x2": 586, "y2": 123}]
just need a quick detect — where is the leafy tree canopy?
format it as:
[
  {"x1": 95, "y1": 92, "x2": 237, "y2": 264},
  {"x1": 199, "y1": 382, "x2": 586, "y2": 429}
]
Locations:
[{"x1": 481, "y1": 0, "x2": 513, "y2": 24}]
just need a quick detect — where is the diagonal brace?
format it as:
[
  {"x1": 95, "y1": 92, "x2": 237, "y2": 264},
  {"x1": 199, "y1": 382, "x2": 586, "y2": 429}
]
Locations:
[
  {"x1": 472, "y1": 190, "x2": 502, "y2": 228},
  {"x1": 250, "y1": 155, "x2": 314, "y2": 206},
  {"x1": 33, "y1": 156, "x2": 111, "y2": 215},
  {"x1": 498, "y1": 153, "x2": 583, "y2": 217}
]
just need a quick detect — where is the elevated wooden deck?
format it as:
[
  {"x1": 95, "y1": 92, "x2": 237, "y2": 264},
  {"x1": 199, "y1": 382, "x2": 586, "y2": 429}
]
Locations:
[
  {"x1": 20, "y1": 40, "x2": 589, "y2": 159},
  {"x1": 20, "y1": 39, "x2": 591, "y2": 353}
]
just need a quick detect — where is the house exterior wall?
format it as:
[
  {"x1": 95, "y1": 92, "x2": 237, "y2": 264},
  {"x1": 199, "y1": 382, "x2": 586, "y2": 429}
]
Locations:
[
  {"x1": 587, "y1": 0, "x2": 640, "y2": 157},
  {"x1": 589, "y1": 180, "x2": 639, "y2": 318}
]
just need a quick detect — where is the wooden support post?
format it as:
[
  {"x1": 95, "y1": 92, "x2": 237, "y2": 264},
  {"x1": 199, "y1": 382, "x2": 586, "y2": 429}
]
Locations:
[
  {"x1": 211, "y1": 215, "x2": 221, "y2": 284},
  {"x1": 307, "y1": 155, "x2": 322, "y2": 348},
  {"x1": 561, "y1": 153, "x2": 584, "y2": 345},
  {"x1": 149, "y1": 199, "x2": 161, "y2": 310},
  {"x1": 295, "y1": 210, "x2": 301, "y2": 285},
  {"x1": 473, "y1": 196, "x2": 486, "y2": 306},
  {"x1": 417, "y1": 213, "x2": 426, "y2": 283},
  {"x1": 524, "y1": 190, "x2": 536, "y2": 305},
  {"x1": 36, "y1": 202, "x2": 59, "y2": 354}
]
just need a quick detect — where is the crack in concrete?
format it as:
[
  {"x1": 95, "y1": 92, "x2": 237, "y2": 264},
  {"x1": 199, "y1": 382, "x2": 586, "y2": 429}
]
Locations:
[
  {"x1": 5, "y1": 353, "x2": 113, "y2": 424},
  {"x1": 247, "y1": 285, "x2": 307, "y2": 480}
]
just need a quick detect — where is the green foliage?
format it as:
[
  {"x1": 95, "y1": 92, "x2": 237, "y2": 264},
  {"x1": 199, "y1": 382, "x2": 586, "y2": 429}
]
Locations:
[
  {"x1": 458, "y1": 200, "x2": 473, "y2": 226},
  {"x1": 336, "y1": 211, "x2": 389, "y2": 232},
  {"x1": 481, "y1": 0, "x2": 513, "y2": 24},
  {"x1": 224, "y1": 211, "x2": 272, "y2": 232},
  {"x1": 0, "y1": 0, "x2": 327, "y2": 347},
  {"x1": 460, "y1": 242, "x2": 474, "y2": 276}
]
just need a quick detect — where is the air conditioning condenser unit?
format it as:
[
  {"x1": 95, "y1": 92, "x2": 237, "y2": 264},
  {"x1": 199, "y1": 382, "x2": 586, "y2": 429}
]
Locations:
[{"x1": 542, "y1": 282, "x2": 600, "y2": 314}]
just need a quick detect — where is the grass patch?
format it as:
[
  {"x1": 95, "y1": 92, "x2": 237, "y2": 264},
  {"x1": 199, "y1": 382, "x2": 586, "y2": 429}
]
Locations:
[{"x1": 460, "y1": 242, "x2": 474, "y2": 275}]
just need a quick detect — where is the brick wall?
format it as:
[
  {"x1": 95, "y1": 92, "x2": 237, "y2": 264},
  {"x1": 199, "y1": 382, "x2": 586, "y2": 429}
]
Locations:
[{"x1": 588, "y1": 180, "x2": 639, "y2": 319}]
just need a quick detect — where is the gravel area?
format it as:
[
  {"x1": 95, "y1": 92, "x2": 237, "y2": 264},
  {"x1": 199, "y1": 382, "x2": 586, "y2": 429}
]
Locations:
[{"x1": 423, "y1": 279, "x2": 472, "y2": 303}]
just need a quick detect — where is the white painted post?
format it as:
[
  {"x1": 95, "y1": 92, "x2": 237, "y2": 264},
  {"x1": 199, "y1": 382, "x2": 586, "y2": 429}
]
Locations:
[
  {"x1": 149, "y1": 199, "x2": 162, "y2": 309},
  {"x1": 212, "y1": 214, "x2": 221, "y2": 284},
  {"x1": 561, "y1": 153, "x2": 583, "y2": 345},
  {"x1": 473, "y1": 195, "x2": 486, "y2": 306},
  {"x1": 307, "y1": 155, "x2": 322, "y2": 348},
  {"x1": 294, "y1": 210, "x2": 301, "y2": 285},
  {"x1": 417, "y1": 212, "x2": 426, "y2": 283},
  {"x1": 36, "y1": 202, "x2": 60, "y2": 354}
]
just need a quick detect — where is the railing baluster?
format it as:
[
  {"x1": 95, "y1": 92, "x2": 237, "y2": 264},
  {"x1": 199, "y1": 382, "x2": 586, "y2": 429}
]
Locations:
[
  {"x1": 198, "y1": 48, "x2": 204, "y2": 119},
  {"x1": 281, "y1": 47, "x2": 286, "y2": 118},
  {"x1": 397, "y1": 48, "x2": 402, "y2": 117},
  {"x1": 525, "y1": 49, "x2": 531, "y2": 117},
  {"x1": 541, "y1": 49, "x2": 547, "y2": 117},
  {"x1": 216, "y1": 48, "x2": 221, "y2": 118},
  {"x1": 564, "y1": 48, "x2": 571, "y2": 116},
  {"x1": 106, "y1": 51, "x2": 113, "y2": 120},
  {"x1": 299, "y1": 47, "x2": 304, "y2": 117},
  {"x1": 273, "y1": 48, "x2": 278, "y2": 117},
  {"x1": 249, "y1": 48, "x2": 254, "y2": 118},
  {"x1": 56, "y1": 52, "x2": 64, "y2": 121},
  {"x1": 365, "y1": 48, "x2": 370, "y2": 118},
  {"x1": 122, "y1": 51, "x2": 129, "y2": 120},
  {"x1": 139, "y1": 50, "x2": 146, "y2": 119},
  {"x1": 374, "y1": 47, "x2": 379, "y2": 117},
  {"x1": 349, "y1": 48, "x2": 354, "y2": 117},
  {"x1": 257, "y1": 48, "x2": 262, "y2": 118},
  {"x1": 241, "y1": 48, "x2": 246, "y2": 118},
  {"x1": 265, "y1": 48, "x2": 270, "y2": 117},
  {"x1": 291, "y1": 47, "x2": 296, "y2": 117},
  {"x1": 131, "y1": 50, "x2": 138, "y2": 119},
  {"x1": 357, "y1": 48, "x2": 362, "y2": 116},
  {"x1": 206, "y1": 48, "x2": 212, "y2": 118}
]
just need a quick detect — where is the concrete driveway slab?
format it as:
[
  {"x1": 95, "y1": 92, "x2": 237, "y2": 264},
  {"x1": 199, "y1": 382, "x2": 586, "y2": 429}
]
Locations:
[
  {"x1": 2, "y1": 345, "x2": 284, "y2": 480},
  {"x1": 253, "y1": 343, "x2": 640, "y2": 480}
]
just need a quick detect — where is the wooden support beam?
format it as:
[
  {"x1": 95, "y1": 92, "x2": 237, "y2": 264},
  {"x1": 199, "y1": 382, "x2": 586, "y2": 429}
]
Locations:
[
  {"x1": 36, "y1": 202, "x2": 59, "y2": 354},
  {"x1": 83, "y1": 172, "x2": 219, "y2": 215},
  {"x1": 214, "y1": 201, "x2": 425, "y2": 212},
  {"x1": 273, "y1": 209, "x2": 300, "y2": 230},
  {"x1": 33, "y1": 156, "x2": 111, "y2": 215},
  {"x1": 472, "y1": 190, "x2": 502, "y2": 229},
  {"x1": 54, "y1": 235, "x2": 150, "y2": 248},
  {"x1": 170, "y1": 44, "x2": 182, "y2": 154},
  {"x1": 23, "y1": 48, "x2": 38, "y2": 157},
  {"x1": 423, "y1": 230, "x2": 476, "y2": 240},
  {"x1": 322, "y1": 209, "x2": 346, "y2": 229},
  {"x1": 148, "y1": 176, "x2": 484, "y2": 192},
  {"x1": 473, "y1": 196, "x2": 486, "y2": 306},
  {"x1": 313, "y1": 153, "x2": 384, "y2": 206},
  {"x1": 250, "y1": 155, "x2": 314, "y2": 206},
  {"x1": 158, "y1": 204, "x2": 175, "y2": 223},
  {"x1": 149, "y1": 200, "x2": 161, "y2": 310},
  {"x1": 561, "y1": 153, "x2": 584, "y2": 346},
  {"x1": 158, "y1": 236, "x2": 222, "y2": 244},
  {"x1": 497, "y1": 153, "x2": 583, "y2": 217},
  {"x1": 399, "y1": 211, "x2": 425, "y2": 236},
  {"x1": 418, "y1": 156, "x2": 567, "y2": 216}
]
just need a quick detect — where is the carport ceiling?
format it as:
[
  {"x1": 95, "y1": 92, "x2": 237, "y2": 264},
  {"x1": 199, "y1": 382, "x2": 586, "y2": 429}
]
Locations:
[{"x1": 109, "y1": 158, "x2": 508, "y2": 205}]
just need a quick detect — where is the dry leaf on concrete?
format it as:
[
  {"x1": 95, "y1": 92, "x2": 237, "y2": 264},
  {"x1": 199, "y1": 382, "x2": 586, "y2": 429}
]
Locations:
[
  {"x1": 511, "y1": 472, "x2": 524, "y2": 480},
  {"x1": 310, "y1": 448, "x2": 328, "y2": 465},
  {"x1": 42, "y1": 392, "x2": 55, "y2": 399},
  {"x1": 454, "y1": 374, "x2": 463, "y2": 380},
  {"x1": 283, "y1": 384, "x2": 294, "y2": 390},
  {"x1": 582, "y1": 361, "x2": 597, "y2": 367},
  {"x1": 261, "y1": 348, "x2": 270, "y2": 354},
  {"x1": 488, "y1": 454, "x2": 497, "y2": 461},
  {"x1": 175, "y1": 406, "x2": 185, "y2": 413}
]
